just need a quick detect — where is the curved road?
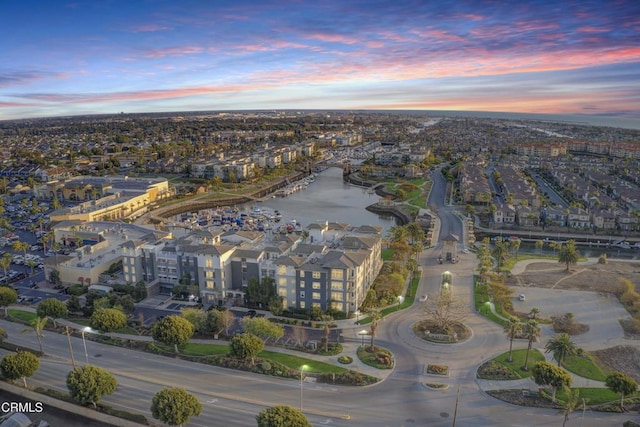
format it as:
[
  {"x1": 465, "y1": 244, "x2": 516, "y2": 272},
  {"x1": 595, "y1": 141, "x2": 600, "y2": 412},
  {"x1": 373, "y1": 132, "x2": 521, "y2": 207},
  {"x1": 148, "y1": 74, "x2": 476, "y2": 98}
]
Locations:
[{"x1": 0, "y1": 169, "x2": 633, "y2": 426}]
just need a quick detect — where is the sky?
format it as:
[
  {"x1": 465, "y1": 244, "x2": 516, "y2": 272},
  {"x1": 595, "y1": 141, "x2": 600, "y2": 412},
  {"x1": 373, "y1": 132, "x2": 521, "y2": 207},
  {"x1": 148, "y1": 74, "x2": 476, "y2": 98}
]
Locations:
[{"x1": 1, "y1": 0, "x2": 640, "y2": 121}]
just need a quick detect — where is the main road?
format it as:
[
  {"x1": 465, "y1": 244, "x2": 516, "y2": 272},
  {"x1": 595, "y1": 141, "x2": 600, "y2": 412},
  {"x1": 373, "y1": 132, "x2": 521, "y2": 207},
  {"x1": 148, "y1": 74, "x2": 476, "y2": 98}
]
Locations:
[{"x1": 0, "y1": 169, "x2": 631, "y2": 426}]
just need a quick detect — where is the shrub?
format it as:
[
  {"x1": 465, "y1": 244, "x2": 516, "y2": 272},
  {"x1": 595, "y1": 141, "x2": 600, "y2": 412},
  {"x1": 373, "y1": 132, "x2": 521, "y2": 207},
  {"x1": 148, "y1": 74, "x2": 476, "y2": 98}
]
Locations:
[
  {"x1": 66, "y1": 284, "x2": 88, "y2": 296},
  {"x1": 259, "y1": 362, "x2": 272, "y2": 372},
  {"x1": 338, "y1": 356, "x2": 353, "y2": 364}
]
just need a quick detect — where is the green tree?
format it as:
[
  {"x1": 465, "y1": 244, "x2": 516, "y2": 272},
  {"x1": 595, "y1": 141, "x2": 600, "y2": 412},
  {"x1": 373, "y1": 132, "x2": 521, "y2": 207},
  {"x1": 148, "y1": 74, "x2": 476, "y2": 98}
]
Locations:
[
  {"x1": 0, "y1": 351, "x2": 40, "y2": 388},
  {"x1": 37, "y1": 298, "x2": 68, "y2": 328},
  {"x1": 151, "y1": 387, "x2": 203, "y2": 427},
  {"x1": 491, "y1": 240, "x2": 509, "y2": 270},
  {"x1": 545, "y1": 333, "x2": 578, "y2": 367},
  {"x1": 558, "y1": 240, "x2": 580, "y2": 271},
  {"x1": 559, "y1": 388, "x2": 581, "y2": 427},
  {"x1": 0, "y1": 327, "x2": 6, "y2": 344},
  {"x1": 66, "y1": 365, "x2": 117, "y2": 408},
  {"x1": 405, "y1": 222, "x2": 425, "y2": 245},
  {"x1": 246, "y1": 277, "x2": 277, "y2": 309},
  {"x1": 48, "y1": 269, "x2": 62, "y2": 286},
  {"x1": 522, "y1": 320, "x2": 541, "y2": 371},
  {"x1": 0, "y1": 253, "x2": 12, "y2": 283},
  {"x1": 11, "y1": 241, "x2": 29, "y2": 258},
  {"x1": 256, "y1": 405, "x2": 312, "y2": 427},
  {"x1": 91, "y1": 308, "x2": 127, "y2": 333},
  {"x1": 240, "y1": 317, "x2": 284, "y2": 342},
  {"x1": 152, "y1": 315, "x2": 195, "y2": 353},
  {"x1": 503, "y1": 318, "x2": 523, "y2": 363},
  {"x1": 66, "y1": 295, "x2": 82, "y2": 314},
  {"x1": 205, "y1": 309, "x2": 236, "y2": 337},
  {"x1": 229, "y1": 333, "x2": 264, "y2": 365},
  {"x1": 368, "y1": 309, "x2": 383, "y2": 351},
  {"x1": 181, "y1": 307, "x2": 206, "y2": 332},
  {"x1": 532, "y1": 361, "x2": 572, "y2": 403},
  {"x1": 605, "y1": 372, "x2": 638, "y2": 410},
  {"x1": 0, "y1": 286, "x2": 18, "y2": 316},
  {"x1": 22, "y1": 316, "x2": 48, "y2": 354}
]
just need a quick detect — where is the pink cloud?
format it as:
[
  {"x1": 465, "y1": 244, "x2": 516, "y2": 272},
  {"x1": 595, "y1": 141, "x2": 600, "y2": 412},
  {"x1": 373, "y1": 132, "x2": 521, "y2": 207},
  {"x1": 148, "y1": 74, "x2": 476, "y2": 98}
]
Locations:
[
  {"x1": 303, "y1": 33, "x2": 361, "y2": 45},
  {"x1": 143, "y1": 46, "x2": 204, "y2": 58}
]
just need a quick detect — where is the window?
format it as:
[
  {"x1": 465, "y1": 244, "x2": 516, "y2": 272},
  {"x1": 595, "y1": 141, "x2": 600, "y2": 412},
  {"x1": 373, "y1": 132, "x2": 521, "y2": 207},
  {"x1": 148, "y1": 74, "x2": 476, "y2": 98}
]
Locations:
[
  {"x1": 299, "y1": 301, "x2": 305, "y2": 309},
  {"x1": 312, "y1": 292, "x2": 321, "y2": 300},
  {"x1": 278, "y1": 278, "x2": 287, "y2": 287},
  {"x1": 278, "y1": 265, "x2": 287, "y2": 275},
  {"x1": 331, "y1": 281, "x2": 343, "y2": 290},
  {"x1": 278, "y1": 289, "x2": 287, "y2": 297},
  {"x1": 331, "y1": 291, "x2": 343, "y2": 301},
  {"x1": 312, "y1": 282, "x2": 321, "y2": 289},
  {"x1": 205, "y1": 259, "x2": 213, "y2": 268},
  {"x1": 331, "y1": 269, "x2": 343, "y2": 280},
  {"x1": 312, "y1": 271, "x2": 321, "y2": 279}
]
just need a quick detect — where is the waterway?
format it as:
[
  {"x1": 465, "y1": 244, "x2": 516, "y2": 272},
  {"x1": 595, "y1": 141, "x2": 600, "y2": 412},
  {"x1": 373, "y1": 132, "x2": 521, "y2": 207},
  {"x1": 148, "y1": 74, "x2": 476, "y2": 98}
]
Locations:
[{"x1": 244, "y1": 167, "x2": 399, "y2": 231}]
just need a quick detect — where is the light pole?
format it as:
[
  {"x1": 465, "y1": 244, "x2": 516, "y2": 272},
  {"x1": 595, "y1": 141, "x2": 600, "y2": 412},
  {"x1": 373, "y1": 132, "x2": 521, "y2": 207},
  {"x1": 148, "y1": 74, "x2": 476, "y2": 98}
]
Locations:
[
  {"x1": 359, "y1": 329, "x2": 367, "y2": 348},
  {"x1": 81, "y1": 326, "x2": 91, "y2": 364},
  {"x1": 580, "y1": 398, "x2": 586, "y2": 427},
  {"x1": 396, "y1": 295, "x2": 404, "y2": 311},
  {"x1": 299, "y1": 365, "x2": 308, "y2": 411}
]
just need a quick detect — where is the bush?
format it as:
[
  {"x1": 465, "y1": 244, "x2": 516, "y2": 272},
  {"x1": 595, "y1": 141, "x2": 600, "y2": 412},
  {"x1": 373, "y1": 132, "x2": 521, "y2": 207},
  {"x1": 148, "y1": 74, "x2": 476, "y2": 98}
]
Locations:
[
  {"x1": 337, "y1": 356, "x2": 352, "y2": 364},
  {"x1": 66, "y1": 284, "x2": 88, "y2": 296}
]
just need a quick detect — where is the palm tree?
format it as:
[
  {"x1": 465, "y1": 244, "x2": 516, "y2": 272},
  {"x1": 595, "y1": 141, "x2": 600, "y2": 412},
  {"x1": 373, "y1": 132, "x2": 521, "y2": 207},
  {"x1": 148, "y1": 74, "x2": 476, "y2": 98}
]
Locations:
[
  {"x1": 503, "y1": 318, "x2": 523, "y2": 363},
  {"x1": 22, "y1": 317, "x2": 48, "y2": 355},
  {"x1": 560, "y1": 389, "x2": 581, "y2": 427},
  {"x1": 368, "y1": 309, "x2": 383, "y2": 352},
  {"x1": 12, "y1": 240, "x2": 29, "y2": 258},
  {"x1": 491, "y1": 240, "x2": 509, "y2": 270},
  {"x1": 405, "y1": 222, "x2": 424, "y2": 245},
  {"x1": 558, "y1": 240, "x2": 580, "y2": 271},
  {"x1": 386, "y1": 226, "x2": 409, "y2": 244},
  {"x1": 545, "y1": 333, "x2": 578, "y2": 367},
  {"x1": 522, "y1": 320, "x2": 541, "y2": 371},
  {"x1": 529, "y1": 307, "x2": 540, "y2": 320},
  {"x1": 0, "y1": 253, "x2": 12, "y2": 283}
]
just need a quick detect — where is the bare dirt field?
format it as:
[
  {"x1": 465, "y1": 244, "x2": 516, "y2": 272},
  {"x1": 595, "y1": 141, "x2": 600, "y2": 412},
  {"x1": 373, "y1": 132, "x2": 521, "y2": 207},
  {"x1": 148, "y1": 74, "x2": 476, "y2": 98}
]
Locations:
[{"x1": 507, "y1": 260, "x2": 640, "y2": 382}]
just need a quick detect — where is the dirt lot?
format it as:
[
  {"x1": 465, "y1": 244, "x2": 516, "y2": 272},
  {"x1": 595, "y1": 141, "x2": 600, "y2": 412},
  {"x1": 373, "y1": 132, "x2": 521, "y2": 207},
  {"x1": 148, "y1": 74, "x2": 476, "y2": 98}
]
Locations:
[{"x1": 508, "y1": 260, "x2": 640, "y2": 382}]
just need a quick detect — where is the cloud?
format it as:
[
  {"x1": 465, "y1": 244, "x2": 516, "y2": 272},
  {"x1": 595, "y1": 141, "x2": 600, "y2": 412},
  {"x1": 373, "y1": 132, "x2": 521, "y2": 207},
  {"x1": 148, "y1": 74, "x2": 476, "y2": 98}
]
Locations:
[
  {"x1": 129, "y1": 24, "x2": 172, "y2": 33},
  {"x1": 142, "y1": 46, "x2": 205, "y2": 58}
]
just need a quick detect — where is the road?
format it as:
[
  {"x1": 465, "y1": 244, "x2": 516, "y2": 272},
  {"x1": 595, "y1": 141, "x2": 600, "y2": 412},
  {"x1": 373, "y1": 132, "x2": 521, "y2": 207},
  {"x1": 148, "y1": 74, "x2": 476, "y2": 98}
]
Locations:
[{"x1": 0, "y1": 168, "x2": 635, "y2": 426}]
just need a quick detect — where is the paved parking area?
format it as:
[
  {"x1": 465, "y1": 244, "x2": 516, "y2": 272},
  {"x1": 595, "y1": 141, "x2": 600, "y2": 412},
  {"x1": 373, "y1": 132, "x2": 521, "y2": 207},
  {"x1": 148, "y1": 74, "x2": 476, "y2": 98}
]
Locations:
[{"x1": 511, "y1": 286, "x2": 630, "y2": 349}]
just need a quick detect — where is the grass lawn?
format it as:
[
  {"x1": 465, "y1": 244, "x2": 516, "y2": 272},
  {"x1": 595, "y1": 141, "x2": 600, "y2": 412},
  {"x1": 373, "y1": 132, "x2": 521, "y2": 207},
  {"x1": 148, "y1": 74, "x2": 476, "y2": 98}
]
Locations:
[
  {"x1": 181, "y1": 342, "x2": 229, "y2": 356},
  {"x1": 492, "y1": 348, "x2": 545, "y2": 378},
  {"x1": 356, "y1": 345, "x2": 394, "y2": 369},
  {"x1": 8, "y1": 309, "x2": 37, "y2": 323},
  {"x1": 474, "y1": 282, "x2": 509, "y2": 327},
  {"x1": 555, "y1": 387, "x2": 637, "y2": 406},
  {"x1": 562, "y1": 353, "x2": 609, "y2": 381}
]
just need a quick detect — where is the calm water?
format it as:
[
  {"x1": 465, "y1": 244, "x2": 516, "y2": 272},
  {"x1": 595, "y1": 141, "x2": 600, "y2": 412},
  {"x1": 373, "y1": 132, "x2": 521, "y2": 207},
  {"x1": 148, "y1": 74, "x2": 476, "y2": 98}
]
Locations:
[{"x1": 243, "y1": 167, "x2": 399, "y2": 231}]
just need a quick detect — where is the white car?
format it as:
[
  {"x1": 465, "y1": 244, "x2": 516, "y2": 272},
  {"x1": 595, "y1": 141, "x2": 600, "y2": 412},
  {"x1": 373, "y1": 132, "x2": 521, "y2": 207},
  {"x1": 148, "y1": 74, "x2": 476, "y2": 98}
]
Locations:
[
  {"x1": 419, "y1": 295, "x2": 428, "y2": 302},
  {"x1": 518, "y1": 294, "x2": 526, "y2": 301}
]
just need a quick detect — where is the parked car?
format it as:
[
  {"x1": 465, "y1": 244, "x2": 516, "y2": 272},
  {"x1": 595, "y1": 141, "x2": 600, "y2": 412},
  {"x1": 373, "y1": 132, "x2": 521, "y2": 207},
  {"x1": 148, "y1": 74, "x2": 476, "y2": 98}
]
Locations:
[
  {"x1": 518, "y1": 294, "x2": 526, "y2": 301},
  {"x1": 419, "y1": 295, "x2": 428, "y2": 302}
]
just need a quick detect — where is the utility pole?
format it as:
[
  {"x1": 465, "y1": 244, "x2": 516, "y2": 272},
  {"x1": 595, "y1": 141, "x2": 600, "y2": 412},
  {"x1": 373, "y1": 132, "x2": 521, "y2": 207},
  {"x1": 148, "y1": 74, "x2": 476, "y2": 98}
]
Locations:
[
  {"x1": 452, "y1": 385, "x2": 460, "y2": 427},
  {"x1": 65, "y1": 326, "x2": 77, "y2": 370}
]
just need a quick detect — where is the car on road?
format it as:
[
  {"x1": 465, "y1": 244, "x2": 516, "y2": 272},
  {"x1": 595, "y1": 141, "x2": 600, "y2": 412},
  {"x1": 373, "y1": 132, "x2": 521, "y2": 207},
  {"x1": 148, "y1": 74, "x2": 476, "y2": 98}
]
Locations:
[
  {"x1": 246, "y1": 310, "x2": 257, "y2": 318},
  {"x1": 518, "y1": 293, "x2": 526, "y2": 301},
  {"x1": 419, "y1": 295, "x2": 428, "y2": 302}
]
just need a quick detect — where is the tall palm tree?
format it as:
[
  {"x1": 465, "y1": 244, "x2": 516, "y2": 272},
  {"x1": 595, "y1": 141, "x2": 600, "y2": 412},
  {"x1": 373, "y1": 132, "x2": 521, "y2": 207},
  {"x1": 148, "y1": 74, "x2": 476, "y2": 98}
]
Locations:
[
  {"x1": 545, "y1": 333, "x2": 578, "y2": 367},
  {"x1": 12, "y1": 240, "x2": 29, "y2": 258},
  {"x1": 22, "y1": 317, "x2": 48, "y2": 355},
  {"x1": 522, "y1": 320, "x2": 541, "y2": 371},
  {"x1": 528, "y1": 307, "x2": 540, "y2": 320},
  {"x1": 0, "y1": 253, "x2": 12, "y2": 283},
  {"x1": 558, "y1": 240, "x2": 580, "y2": 271},
  {"x1": 503, "y1": 318, "x2": 523, "y2": 363},
  {"x1": 368, "y1": 309, "x2": 383, "y2": 352}
]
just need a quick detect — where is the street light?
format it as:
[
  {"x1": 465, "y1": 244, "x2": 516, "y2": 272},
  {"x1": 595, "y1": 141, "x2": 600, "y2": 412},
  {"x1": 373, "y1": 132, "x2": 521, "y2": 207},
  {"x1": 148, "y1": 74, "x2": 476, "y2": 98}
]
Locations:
[
  {"x1": 299, "y1": 364, "x2": 308, "y2": 411},
  {"x1": 81, "y1": 326, "x2": 91, "y2": 364},
  {"x1": 396, "y1": 295, "x2": 404, "y2": 311},
  {"x1": 359, "y1": 329, "x2": 367, "y2": 348}
]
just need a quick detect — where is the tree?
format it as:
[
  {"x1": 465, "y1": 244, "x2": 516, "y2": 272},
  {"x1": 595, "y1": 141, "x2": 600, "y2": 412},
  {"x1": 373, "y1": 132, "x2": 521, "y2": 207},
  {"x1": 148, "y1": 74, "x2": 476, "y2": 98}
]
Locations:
[
  {"x1": 66, "y1": 365, "x2": 117, "y2": 408},
  {"x1": 66, "y1": 295, "x2": 82, "y2": 314},
  {"x1": 0, "y1": 253, "x2": 12, "y2": 282},
  {"x1": 181, "y1": 307, "x2": 206, "y2": 332},
  {"x1": 545, "y1": 333, "x2": 578, "y2": 367},
  {"x1": 151, "y1": 387, "x2": 202, "y2": 427},
  {"x1": 368, "y1": 309, "x2": 383, "y2": 351},
  {"x1": 532, "y1": 361, "x2": 572, "y2": 403},
  {"x1": 405, "y1": 222, "x2": 425, "y2": 245},
  {"x1": 559, "y1": 388, "x2": 581, "y2": 427},
  {"x1": 0, "y1": 327, "x2": 6, "y2": 344},
  {"x1": 424, "y1": 288, "x2": 467, "y2": 335},
  {"x1": 11, "y1": 241, "x2": 29, "y2": 258},
  {"x1": 558, "y1": 240, "x2": 580, "y2": 271},
  {"x1": 246, "y1": 277, "x2": 277, "y2": 309},
  {"x1": 605, "y1": 372, "x2": 638, "y2": 410},
  {"x1": 240, "y1": 317, "x2": 284, "y2": 342},
  {"x1": 0, "y1": 351, "x2": 40, "y2": 388},
  {"x1": 503, "y1": 318, "x2": 523, "y2": 363},
  {"x1": 91, "y1": 308, "x2": 127, "y2": 333},
  {"x1": 205, "y1": 308, "x2": 236, "y2": 337},
  {"x1": 152, "y1": 315, "x2": 195, "y2": 353},
  {"x1": 522, "y1": 320, "x2": 541, "y2": 371},
  {"x1": 37, "y1": 298, "x2": 68, "y2": 328},
  {"x1": 256, "y1": 405, "x2": 311, "y2": 427},
  {"x1": 49, "y1": 269, "x2": 62, "y2": 286},
  {"x1": 0, "y1": 286, "x2": 18, "y2": 316},
  {"x1": 22, "y1": 316, "x2": 48, "y2": 354},
  {"x1": 229, "y1": 333, "x2": 264, "y2": 365},
  {"x1": 491, "y1": 240, "x2": 509, "y2": 270}
]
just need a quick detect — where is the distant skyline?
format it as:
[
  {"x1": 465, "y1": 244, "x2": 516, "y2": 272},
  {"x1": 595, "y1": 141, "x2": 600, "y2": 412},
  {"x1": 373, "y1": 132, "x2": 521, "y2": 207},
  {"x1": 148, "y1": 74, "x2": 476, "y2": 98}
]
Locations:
[{"x1": 2, "y1": 0, "x2": 640, "y2": 122}]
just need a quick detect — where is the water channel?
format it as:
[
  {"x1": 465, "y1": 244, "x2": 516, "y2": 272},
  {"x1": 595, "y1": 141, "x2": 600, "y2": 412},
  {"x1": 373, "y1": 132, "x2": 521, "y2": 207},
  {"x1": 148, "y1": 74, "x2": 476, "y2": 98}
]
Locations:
[{"x1": 246, "y1": 167, "x2": 399, "y2": 231}]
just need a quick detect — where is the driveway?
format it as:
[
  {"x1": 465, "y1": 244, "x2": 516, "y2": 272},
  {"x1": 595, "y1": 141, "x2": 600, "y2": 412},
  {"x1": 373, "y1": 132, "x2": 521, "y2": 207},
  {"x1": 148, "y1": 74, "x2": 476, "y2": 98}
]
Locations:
[{"x1": 510, "y1": 286, "x2": 631, "y2": 350}]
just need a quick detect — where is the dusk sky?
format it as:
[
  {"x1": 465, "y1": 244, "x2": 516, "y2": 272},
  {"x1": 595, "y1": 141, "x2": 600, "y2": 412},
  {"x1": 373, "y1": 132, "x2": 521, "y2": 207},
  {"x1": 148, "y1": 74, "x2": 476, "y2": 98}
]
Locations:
[{"x1": 2, "y1": 0, "x2": 640, "y2": 121}]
